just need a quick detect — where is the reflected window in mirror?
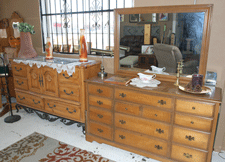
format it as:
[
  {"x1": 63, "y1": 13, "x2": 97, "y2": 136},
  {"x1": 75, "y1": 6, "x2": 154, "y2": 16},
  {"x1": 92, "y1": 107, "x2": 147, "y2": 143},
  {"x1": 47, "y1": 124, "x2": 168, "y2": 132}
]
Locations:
[{"x1": 12, "y1": 22, "x2": 20, "y2": 38}]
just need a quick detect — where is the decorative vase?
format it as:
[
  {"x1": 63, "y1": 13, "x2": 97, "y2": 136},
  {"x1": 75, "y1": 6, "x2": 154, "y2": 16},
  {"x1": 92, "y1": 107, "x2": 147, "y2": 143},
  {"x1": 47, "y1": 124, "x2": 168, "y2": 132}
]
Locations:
[
  {"x1": 18, "y1": 32, "x2": 37, "y2": 58},
  {"x1": 45, "y1": 37, "x2": 53, "y2": 59},
  {"x1": 79, "y1": 29, "x2": 88, "y2": 62}
]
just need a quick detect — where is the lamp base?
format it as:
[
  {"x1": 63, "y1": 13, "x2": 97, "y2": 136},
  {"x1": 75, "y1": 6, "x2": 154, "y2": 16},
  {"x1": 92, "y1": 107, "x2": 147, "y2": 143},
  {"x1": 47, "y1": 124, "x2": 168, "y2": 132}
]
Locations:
[
  {"x1": 4, "y1": 115, "x2": 21, "y2": 123},
  {"x1": 98, "y1": 65, "x2": 107, "y2": 79}
]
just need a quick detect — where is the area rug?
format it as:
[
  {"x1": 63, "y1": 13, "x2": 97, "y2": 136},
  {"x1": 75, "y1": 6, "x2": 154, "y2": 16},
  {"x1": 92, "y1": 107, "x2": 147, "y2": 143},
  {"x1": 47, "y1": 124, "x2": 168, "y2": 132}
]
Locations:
[{"x1": 0, "y1": 132, "x2": 114, "y2": 162}]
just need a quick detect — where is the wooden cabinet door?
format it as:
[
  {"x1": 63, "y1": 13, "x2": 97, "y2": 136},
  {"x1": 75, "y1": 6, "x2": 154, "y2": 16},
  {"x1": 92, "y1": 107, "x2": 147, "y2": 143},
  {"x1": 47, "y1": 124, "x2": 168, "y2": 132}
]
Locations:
[
  {"x1": 42, "y1": 66, "x2": 58, "y2": 97},
  {"x1": 28, "y1": 65, "x2": 42, "y2": 94}
]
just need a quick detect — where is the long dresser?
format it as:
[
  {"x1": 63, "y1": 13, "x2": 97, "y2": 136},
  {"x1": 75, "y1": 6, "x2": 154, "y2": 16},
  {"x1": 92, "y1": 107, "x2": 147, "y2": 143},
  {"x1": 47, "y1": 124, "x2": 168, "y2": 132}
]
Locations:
[
  {"x1": 85, "y1": 76, "x2": 222, "y2": 162},
  {"x1": 12, "y1": 58, "x2": 100, "y2": 123}
]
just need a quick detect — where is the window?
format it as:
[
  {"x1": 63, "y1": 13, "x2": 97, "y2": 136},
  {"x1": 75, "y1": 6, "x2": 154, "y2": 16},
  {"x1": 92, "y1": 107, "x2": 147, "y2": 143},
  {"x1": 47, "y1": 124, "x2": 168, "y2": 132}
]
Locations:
[{"x1": 39, "y1": 0, "x2": 133, "y2": 55}]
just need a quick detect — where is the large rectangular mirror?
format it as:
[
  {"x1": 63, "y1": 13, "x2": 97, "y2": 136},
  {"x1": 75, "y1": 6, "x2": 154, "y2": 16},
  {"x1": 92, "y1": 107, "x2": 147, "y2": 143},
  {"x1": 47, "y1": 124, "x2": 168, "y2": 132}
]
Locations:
[{"x1": 114, "y1": 4, "x2": 213, "y2": 82}]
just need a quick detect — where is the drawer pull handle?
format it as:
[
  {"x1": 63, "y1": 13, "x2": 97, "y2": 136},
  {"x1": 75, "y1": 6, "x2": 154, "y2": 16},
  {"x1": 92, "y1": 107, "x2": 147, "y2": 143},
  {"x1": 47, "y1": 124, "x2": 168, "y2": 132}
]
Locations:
[
  {"x1": 119, "y1": 135, "x2": 126, "y2": 139},
  {"x1": 32, "y1": 99, "x2": 40, "y2": 104},
  {"x1": 63, "y1": 73, "x2": 72, "y2": 79},
  {"x1": 183, "y1": 153, "x2": 192, "y2": 158},
  {"x1": 97, "y1": 89, "x2": 103, "y2": 93},
  {"x1": 18, "y1": 96, "x2": 25, "y2": 100},
  {"x1": 119, "y1": 93, "x2": 126, "y2": 98},
  {"x1": 190, "y1": 121, "x2": 194, "y2": 124},
  {"x1": 97, "y1": 101, "x2": 103, "y2": 105},
  {"x1": 97, "y1": 114, "x2": 103, "y2": 118},
  {"x1": 158, "y1": 100, "x2": 166, "y2": 105},
  {"x1": 119, "y1": 120, "x2": 126, "y2": 124},
  {"x1": 47, "y1": 103, "x2": 56, "y2": 108},
  {"x1": 155, "y1": 114, "x2": 158, "y2": 117},
  {"x1": 125, "y1": 108, "x2": 128, "y2": 110},
  {"x1": 16, "y1": 80, "x2": 24, "y2": 85},
  {"x1": 64, "y1": 90, "x2": 73, "y2": 95},
  {"x1": 66, "y1": 108, "x2": 76, "y2": 113},
  {"x1": 15, "y1": 67, "x2": 22, "y2": 71},
  {"x1": 192, "y1": 107, "x2": 196, "y2": 110},
  {"x1": 97, "y1": 128, "x2": 103, "y2": 133},
  {"x1": 186, "y1": 135, "x2": 195, "y2": 141},
  {"x1": 156, "y1": 128, "x2": 164, "y2": 134},
  {"x1": 155, "y1": 145, "x2": 162, "y2": 150}
]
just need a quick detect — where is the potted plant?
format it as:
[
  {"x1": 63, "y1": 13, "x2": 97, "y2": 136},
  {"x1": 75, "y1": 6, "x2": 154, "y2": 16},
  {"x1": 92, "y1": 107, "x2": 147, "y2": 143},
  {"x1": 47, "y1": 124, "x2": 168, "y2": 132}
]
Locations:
[{"x1": 18, "y1": 22, "x2": 37, "y2": 58}]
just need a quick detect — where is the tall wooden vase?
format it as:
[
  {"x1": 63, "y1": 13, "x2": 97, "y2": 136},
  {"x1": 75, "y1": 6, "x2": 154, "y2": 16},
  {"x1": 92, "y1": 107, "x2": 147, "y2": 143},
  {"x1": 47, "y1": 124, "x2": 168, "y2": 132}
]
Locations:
[{"x1": 18, "y1": 32, "x2": 37, "y2": 58}]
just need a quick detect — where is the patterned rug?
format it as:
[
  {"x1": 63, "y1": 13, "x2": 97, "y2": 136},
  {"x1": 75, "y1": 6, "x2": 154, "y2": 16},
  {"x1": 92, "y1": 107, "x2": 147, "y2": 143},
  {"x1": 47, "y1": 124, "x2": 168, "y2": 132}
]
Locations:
[{"x1": 0, "y1": 132, "x2": 114, "y2": 162}]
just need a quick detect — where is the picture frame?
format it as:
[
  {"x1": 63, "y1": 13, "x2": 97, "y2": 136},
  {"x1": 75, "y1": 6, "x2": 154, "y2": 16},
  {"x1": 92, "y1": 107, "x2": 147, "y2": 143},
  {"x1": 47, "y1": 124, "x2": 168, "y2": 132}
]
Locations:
[
  {"x1": 159, "y1": 13, "x2": 168, "y2": 21},
  {"x1": 129, "y1": 14, "x2": 139, "y2": 23},
  {"x1": 141, "y1": 45, "x2": 154, "y2": 54}
]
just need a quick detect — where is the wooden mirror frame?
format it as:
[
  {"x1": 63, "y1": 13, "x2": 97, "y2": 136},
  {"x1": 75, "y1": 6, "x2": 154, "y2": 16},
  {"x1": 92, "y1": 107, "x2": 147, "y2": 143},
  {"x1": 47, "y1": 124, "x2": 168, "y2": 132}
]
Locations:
[{"x1": 114, "y1": 4, "x2": 213, "y2": 83}]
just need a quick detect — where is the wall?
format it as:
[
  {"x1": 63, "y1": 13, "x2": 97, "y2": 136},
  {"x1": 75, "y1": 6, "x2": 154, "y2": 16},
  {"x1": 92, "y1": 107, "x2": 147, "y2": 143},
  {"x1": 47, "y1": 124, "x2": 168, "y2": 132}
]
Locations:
[{"x1": 0, "y1": 0, "x2": 225, "y2": 151}]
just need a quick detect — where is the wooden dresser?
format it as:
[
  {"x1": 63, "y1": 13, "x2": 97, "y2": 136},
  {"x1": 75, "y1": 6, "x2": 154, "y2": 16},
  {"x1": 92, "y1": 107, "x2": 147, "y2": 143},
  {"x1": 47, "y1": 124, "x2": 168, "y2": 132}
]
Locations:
[
  {"x1": 12, "y1": 59, "x2": 100, "y2": 123},
  {"x1": 85, "y1": 76, "x2": 222, "y2": 162}
]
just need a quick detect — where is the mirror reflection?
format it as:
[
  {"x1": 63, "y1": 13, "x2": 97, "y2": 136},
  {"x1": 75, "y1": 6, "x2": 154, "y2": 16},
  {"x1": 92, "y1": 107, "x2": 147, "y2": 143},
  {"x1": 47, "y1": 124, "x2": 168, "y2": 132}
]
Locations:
[{"x1": 119, "y1": 12, "x2": 205, "y2": 76}]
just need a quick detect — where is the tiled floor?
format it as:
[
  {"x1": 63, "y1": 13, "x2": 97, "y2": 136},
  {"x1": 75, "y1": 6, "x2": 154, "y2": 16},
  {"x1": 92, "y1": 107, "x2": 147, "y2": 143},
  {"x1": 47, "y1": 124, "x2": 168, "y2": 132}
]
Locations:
[{"x1": 0, "y1": 103, "x2": 225, "y2": 161}]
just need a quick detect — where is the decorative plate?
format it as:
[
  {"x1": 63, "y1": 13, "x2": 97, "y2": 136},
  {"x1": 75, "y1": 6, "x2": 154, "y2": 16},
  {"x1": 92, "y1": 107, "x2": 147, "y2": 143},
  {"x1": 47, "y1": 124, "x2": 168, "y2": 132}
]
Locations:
[{"x1": 178, "y1": 85, "x2": 211, "y2": 94}]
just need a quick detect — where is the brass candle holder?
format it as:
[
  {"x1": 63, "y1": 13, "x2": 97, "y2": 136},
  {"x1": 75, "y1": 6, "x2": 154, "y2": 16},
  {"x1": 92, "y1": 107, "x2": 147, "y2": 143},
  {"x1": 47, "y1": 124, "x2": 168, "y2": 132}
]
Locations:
[{"x1": 174, "y1": 60, "x2": 183, "y2": 86}]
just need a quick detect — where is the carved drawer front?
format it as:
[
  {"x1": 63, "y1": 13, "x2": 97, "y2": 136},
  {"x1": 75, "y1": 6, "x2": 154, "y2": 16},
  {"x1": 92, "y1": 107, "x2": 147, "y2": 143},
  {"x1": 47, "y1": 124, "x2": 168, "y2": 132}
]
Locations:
[
  {"x1": 142, "y1": 107, "x2": 171, "y2": 123},
  {"x1": 14, "y1": 77, "x2": 28, "y2": 90},
  {"x1": 171, "y1": 144, "x2": 207, "y2": 162},
  {"x1": 115, "y1": 129, "x2": 168, "y2": 157},
  {"x1": 12, "y1": 64, "x2": 27, "y2": 77},
  {"x1": 115, "y1": 89, "x2": 172, "y2": 109},
  {"x1": 115, "y1": 113, "x2": 170, "y2": 140},
  {"x1": 174, "y1": 113, "x2": 213, "y2": 132},
  {"x1": 173, "y1": 127, "x2": 210, "y2": 150},
  {"x1": 89, "y1": 121, "x2": 113, "y2": 140},
  {"x1": 89, "y1": 95, "x2": 112, "y2": 110},
  {"x1": 59, "y1": 84, "x2": 80, "y2": 102},
  {"x1": 58, "y1": 71, "x2": 80, "y2": 85},
  {"x1": 89, "y1": 106, "x2": 112, "y2": 125},
  {"x1": 176, "y1": 99, "x2": 215, "y2": 117},
  {"x1": 88, "y1": 84, "x2": 113, "y2": 98},
  {"x1": 115, "y1": 101, "x2": 140, "y2": 116},
  {"x1": 45, "y1": 99, "x2": 81, "y2": 121}
]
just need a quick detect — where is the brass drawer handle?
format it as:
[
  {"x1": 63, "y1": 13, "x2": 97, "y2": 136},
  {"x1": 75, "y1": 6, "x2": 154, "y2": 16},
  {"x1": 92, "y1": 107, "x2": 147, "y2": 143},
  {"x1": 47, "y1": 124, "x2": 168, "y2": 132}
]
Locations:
[
  {"x1": 158, "y1": 100, "x2": 166, "y2": 105},
  {"x1": 63, "y1": 73, "x2": 72, "y2": 79},
  {"x1": 119, "y1": 93, "x2": 126, "y2": 98},
  {"x1": 47, "y1": 103, "x2": 56, "y2": 108},
  {"x1": 32, "y1": 99, "x2": 40, "y2": 104},
  {"x1": 97, "y1": 114, "x2": 103, "y2": 118},
  {"x1": 155, "y1": 114, "x2": 158, "y2": 117},
  {"x1": 155, "y1": 145, "x2": 162, "y2": 150},
  {"x1": 97, "y1": 128, "x2": 103, "y2": 133},
  {"x1": 119, "y1": 120, "x2": 126, "y2": 124},
  {"x1": 190, "y1": 121, "x2": 194, "y2": 124},
  {"x1": 192, "y1": 107, "x2": 196, "y2": 110},
  {"x1": 66, "y1": 108, "x2": 76, "y2": 113},
  {"x1": 18, "y1": 95, "x2": 25, "y2": 100},
  {"x1": 125, "y1": 108, "x2": 128, "y2": 110},
  {"x1": 156, "y1": 128, "x2": 164, "y2": 134},
  {"x1": 97, "y1": 100, "x2": 103, "y2": 105},
  {"x1": 64, "y1": 90, "x2": 73, "y2": 95},
  {"x1": 183, "y1": 153, "x2": 192, "y2": 158},
  {"x1": 16, "y1": 80, "x2": 24, "y2": 85},
  {"x1": 119, "y1": 135, "x2": 125, "y2": 139},
  {"x1": 15, "y1": 67, "x2": 22, "y2": 71},
  {"x1": 186, "y1": 135, "x2": 195, "y2": 141},
  {"x1": 97, "y1": 89, "x2": 103, "y2": 93}
]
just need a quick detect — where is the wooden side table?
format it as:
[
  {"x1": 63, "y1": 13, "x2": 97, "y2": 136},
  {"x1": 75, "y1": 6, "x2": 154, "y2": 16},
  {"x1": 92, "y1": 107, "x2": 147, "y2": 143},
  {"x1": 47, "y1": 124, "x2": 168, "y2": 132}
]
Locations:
[{"x1": 138, "y1": 54, "x2": 158, "y2": 69}]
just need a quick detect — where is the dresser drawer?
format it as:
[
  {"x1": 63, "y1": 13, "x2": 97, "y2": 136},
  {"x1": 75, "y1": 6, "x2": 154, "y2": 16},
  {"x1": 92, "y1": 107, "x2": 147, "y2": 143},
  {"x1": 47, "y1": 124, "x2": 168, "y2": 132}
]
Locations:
[
  {"x1": 115, "y1": 101, "x2": 140, "y2": 116},
  {"x1": 89, "y1": 121, "x2": 113, "y2": 140},
  {"x1": 115, "y1": 89, "x2": 172, "y2": 109},
  {"x1": 115, "y1": 129, "x2": 168, "y2": 157},
  {"x1": 59, "y1": 84, "x2": 80, "y2": 102},
  {"x1": 89, "y1": 95, "x2": 112, "y2": 110},
  {"x1": 176, "y1": 99, "x2": 215, "y2": 117},
  {"x1": 12, "y1": 63, "x2": 27, "y2": 77},
  {"x1": 115, "y1": 113, "x2": 170, "y2": 140},
  {"x1": 171, "y1": 144, "x2": 207, "y2": 162},
  {"x1": 174, "y1": 113, "x2": 213, "y2": 132},
  {"x1": 58, "y1": 71, "x2": 80, "y2": 85},
  {"x1": 45, "y1": 99, "x2": 81, "y2": 121},
  {"x1": 14, "y1": 77, "x2": 28, "y2": 90},
  {"x1": 89, "y1": 106, "x2": 112, "y2": 125},
  {"x1": 173, "y1": 127, "x2": 210, "y2": 150},
  {"x1": 143, "y1": 107, "x2": 171, "y2": 123},
  {"x1": 88, "y1": 84, "x2": 113, "y2": 98}
]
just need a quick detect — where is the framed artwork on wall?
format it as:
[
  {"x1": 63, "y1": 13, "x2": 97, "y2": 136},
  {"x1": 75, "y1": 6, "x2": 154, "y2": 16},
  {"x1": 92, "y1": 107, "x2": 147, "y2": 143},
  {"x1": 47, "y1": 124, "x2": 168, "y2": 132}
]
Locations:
[
  {"x1": 141, "y1": 45, "x2": 154, "y2": 54},
  {"x1": 159, "y1": 13, "x2": 168, "y2": 21},
  {"x1": 129, "y1": 14, "x2": 139, "y2": 23}
]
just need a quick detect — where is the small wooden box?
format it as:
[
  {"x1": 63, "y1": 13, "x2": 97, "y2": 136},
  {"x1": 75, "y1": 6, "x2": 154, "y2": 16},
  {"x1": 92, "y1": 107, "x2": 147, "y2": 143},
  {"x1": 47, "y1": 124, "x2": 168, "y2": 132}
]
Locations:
[{"x1": 144, "y1": 24, "x2": 151, "y2": 44}]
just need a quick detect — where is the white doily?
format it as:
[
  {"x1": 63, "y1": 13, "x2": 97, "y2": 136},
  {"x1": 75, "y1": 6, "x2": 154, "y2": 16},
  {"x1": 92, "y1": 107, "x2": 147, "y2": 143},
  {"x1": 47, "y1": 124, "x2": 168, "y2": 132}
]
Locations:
[
  {"x1": 13, "y1": 56, "x2": 95, "y2": 76},
  {"x1": 129, "y1": 77, "x2": 161, "y2": 88}
]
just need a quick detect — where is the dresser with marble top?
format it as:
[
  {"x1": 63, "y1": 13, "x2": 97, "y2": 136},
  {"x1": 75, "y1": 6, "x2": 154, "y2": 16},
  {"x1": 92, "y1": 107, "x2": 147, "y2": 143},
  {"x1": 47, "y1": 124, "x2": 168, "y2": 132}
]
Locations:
[{"x1": 85, "y1": 75, "x2": 222, "y2": 162}]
